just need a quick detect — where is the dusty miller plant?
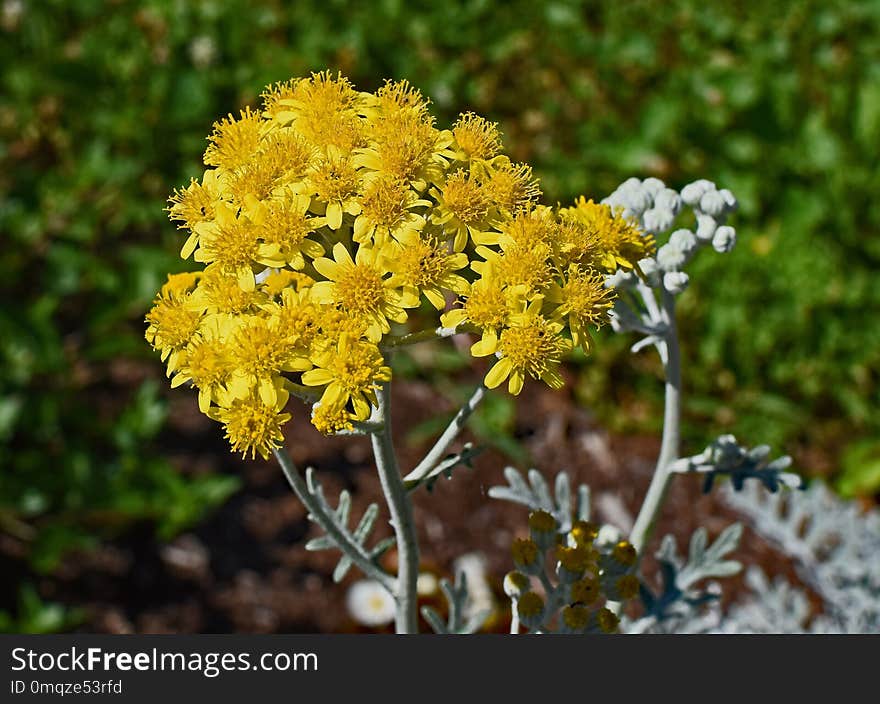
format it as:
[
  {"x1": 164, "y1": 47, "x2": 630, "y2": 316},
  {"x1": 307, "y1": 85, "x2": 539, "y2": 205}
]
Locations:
[{"x1": 145, "y1": 72, "x2": 872, "y2": 634}]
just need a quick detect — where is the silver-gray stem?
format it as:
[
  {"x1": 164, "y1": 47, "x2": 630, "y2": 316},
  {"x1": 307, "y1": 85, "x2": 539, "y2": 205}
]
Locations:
[
  {"x1": 629, "y1": 286, "x2": 681, "y2": 556},
  {"x1": 404, "y1": 384, "x2": 486, "y2": 488},
  {"x1": 371, "y1": 382, "x2": 420, "y2": 633}
]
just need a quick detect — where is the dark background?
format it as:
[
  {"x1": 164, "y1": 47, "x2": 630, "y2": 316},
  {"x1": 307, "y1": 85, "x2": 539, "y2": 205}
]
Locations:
[{"x1": 1, "y1": 0, "x2": 878, "y2": 632}]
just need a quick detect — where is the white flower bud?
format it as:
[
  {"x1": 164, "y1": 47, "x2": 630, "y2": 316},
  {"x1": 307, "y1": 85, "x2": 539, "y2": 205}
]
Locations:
[
  {"x1": 624, "y1": 187, "x2": 652, "y2": 215},
  {"x1": 642, "y1": 207, "x2": 675, "y2": 234},
  {"x1": 695, "y1": 213, "x2": 717, "y2": 241},
  {"x1": 712, "y1": 225, "x2": 737, "y2": 253},
  {"x1": 699, "y1": 189, "x2": 727, "y2": 217},
  {"x1": 663, "y1": 271, "x2": 690, "y2": 294},
  {"x1": 636, "y1": 257, "x2": 660, "y2": 286},
  {"x1": 654, "y1": 188, "x2": 682, "y2": 215},
  {"x1": 680, "y1": 179, "x2": 714, "y2": 206},
  {"x1": 620, "y1": 176, "x2": 642, "y2": 190},
  {"x1": 656, "y1": 243, "x2": 686, "y2": 271},
  {"x1": 668, "y1": 228, "x2": 698, "y2": 256},
  {"x1": 641, "y1": 177, "x2": 665, "y2": 197},
  {"x1": 719, "y1": 188, "x2": 738, "y2": 212},
  {"x1": 605, "y1": 269, "x2": 636, "y2": 290}
]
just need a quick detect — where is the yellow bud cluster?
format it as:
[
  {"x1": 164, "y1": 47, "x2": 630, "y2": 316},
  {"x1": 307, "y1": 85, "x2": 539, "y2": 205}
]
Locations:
[
  {"x1": 147, "y1": 72, "x2": 654, "y2": 458},
  {"x1": 506, "y1": 512, "x2": 641, "y2": 633}
]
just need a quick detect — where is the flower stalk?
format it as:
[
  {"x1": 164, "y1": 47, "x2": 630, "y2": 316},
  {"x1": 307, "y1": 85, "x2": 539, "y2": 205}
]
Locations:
[
  {"x1": 370, "y1": 381, "x2": 420, "y2": 633},
  {"x1": 629, "y1": 285, "x2": 681, "y2": 556}
]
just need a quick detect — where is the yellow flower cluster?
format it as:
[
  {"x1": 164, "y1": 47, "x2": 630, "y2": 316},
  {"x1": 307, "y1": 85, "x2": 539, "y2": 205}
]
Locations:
[{"x1": 145, "y1": 72, "x2": 654, "y2": 459}]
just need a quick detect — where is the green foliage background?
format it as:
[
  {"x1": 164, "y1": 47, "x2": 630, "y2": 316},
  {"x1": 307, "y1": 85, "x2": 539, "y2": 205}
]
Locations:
[{"x1": 1, "y1": 0, "x2": 878, "y2": 613}]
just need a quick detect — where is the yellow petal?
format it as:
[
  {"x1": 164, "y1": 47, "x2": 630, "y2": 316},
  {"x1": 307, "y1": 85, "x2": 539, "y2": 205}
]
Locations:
[
  {"x1": 313, "y1": 257, "x2": 340, "y2": 281},
  {"x1": 508, "y1": 370, "x2": 525, "y2": 395},
  {"x1": 332, "y1": 242, "x2": 354, "y2": 266},
  {"x1": 301, "y1": 369, "x2": 335, "y2": 387},
  {"x1": 470, "y1": 336, "x2": 497, "y2": 357},
  {"x1": 326, "y1": 202, "x2": 343, "y2": 230},
  {"x1": 180, "y1": 232, "x2": 200, "y2": 260},
  {"x1": 484, "y1": 358, "x2": 512, "y2": 389},
  {"x1": 259, "y1": 378, "x2": 277, "y2": 406}
]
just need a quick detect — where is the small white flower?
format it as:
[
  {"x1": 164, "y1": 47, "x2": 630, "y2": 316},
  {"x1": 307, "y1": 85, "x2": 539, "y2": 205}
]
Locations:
[
  {"x1": 417, "y1": 572, "x2": 439, "y2": 597},
  {"x1": 346, "y1": 580, "x2": 396, "y2": 627}
]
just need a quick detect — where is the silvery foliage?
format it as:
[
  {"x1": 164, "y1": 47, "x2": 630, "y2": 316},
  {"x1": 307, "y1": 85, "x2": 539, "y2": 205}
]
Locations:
[
  {"x1": 421, "y1": 571, "x2": 489, "y2": 634},
  {"x1": 488, "y1": 466, "x2": 591, "y2": 533},
  {"x1": 623, "y1": 525, "x2": 743, "y2": 634},
  {"x1": 300, "y1": 468, "x2": 395, "y2": 583},
  {"x1": 718, "y1": 481, "x2": 880, "y2": 633},
  {"x1": 670, "y1": 435, "x2": 803, "y2": 493}
]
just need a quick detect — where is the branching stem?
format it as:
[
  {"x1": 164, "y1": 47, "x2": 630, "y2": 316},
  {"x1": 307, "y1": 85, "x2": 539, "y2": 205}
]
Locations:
[{"x1": 404, "y1": 384, "x2": 487, "y2": 489}]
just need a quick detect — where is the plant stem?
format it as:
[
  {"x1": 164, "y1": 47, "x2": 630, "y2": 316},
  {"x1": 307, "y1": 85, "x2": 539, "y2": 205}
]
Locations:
[
  {"x1": 371, "y1": 382, "x2": 420, "y2": 633},
  {"x1": 380, "y1": 326, "x2": 457, "y2": 348},
  {"x1": 404, "y1": 384, "x2": 487, "y2": 488},
  {"x1": 272, "y1": 447, "x2": 394, "y2": 591},
  {"x1": 629, "y1": 286, "x2": 681, "y2": 556}
]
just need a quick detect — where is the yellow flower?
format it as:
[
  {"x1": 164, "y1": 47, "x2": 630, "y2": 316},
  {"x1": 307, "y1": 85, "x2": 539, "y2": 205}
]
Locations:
[
  {"x1": 547, "y1": 265, "x2": 615, "y2": 352},
  {"x1": 303, "y1": 153, "x2": 363, "y2": 230},
  {"x1": 225, "y1": 315, "x2": 311, "y2": 405},
  {"x1": 168, "y1": 169, "x2": 226, "y2": 233},
  {"x1": 172, "y1": 314, "x2": 235, "y2": 413},
  {"x1": 145, "y1": 273, "x2": 202, "y2": 373},
  {"x1": 310, "y1": 242, "x2": 410, "y2": 343},
  {"x1": 471, "y1": 241, "x2": 554, "y2": 296},
  {"x1": 474, "y1": 299, "x2": 572, "y2": 395},
  {"x1": 560, "y1": 197, "x2": 655, "y2": 271},
  {"x1": 356, "y1": 80, "x2": 453, "y2": 190},
  {"x1": 188, "y1": 264, "x2": 266, "y2": 315},
  {"x1": 260, "y1": 269, "x2": 314, "y2": 298},
  {"x1": 188, "y1": 202, "x2": 260, "y2": 291},
  {"x1": 247, "y1": 193, "x2": 325, "y2": 269},
  {"x1": 477, "y1": 156, "x2": 540, "y2": 214},
  {"x1": 265, "y1": 287, "x2": 323, "y2": 353},
  {"x1": 431, "y1": 170, "x2": 494, "y2": 251},
  {"x1": 552, "y1": 216, "x2": 604, "y2": 269},
  {"x1": 451, "y1": 111, "x2": 502, "y2": 162},
  {"x1": 269, "y1": 71, "x2": 366, "y2": 152},
  {"x1": 301, "y1": 334, "x2": 392, "y2": 421},
  {"x1": 227, "y1": 130, "x2": 314, "y2": 203},
  {"x1": 210, "y1": 383, "x2": 291, "y2": 460},
  {"x1": 385, "y1": 230, "x2": 470, "y2": 309},
  {"x1": 440, "y1": 274, "x2": 523, "y2": 335},
  {"x1": 493, "y1": 206, "x2": 557, "y2": 250},
  {"x1": 203, "y1": 106, "x2": 264, "y2": 171},
  {"x1": 310, "y1": 402, "x2": 355, "y2": 436},
  {"x1": 353, "y1": 175, "x2": 430, "y2": 246}
]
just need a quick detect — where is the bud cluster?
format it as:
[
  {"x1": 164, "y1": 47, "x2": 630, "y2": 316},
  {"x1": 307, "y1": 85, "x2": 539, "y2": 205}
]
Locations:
[{"x1": 505, "y1": 510, "x2": 639, "y2": 633}]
